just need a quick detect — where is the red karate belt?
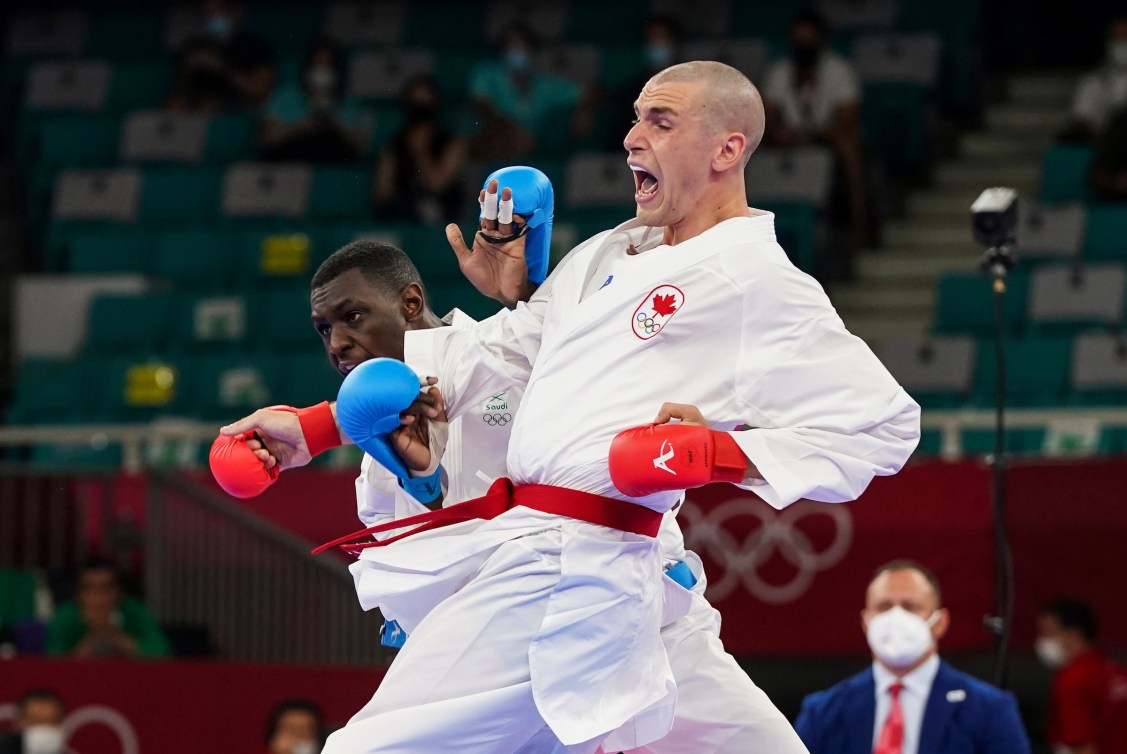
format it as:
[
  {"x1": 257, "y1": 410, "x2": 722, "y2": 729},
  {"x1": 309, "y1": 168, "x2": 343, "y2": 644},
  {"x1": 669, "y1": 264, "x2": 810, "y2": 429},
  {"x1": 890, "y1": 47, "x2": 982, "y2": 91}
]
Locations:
[{"x1": 312, "y1": 478, "x2": 663, "y2": 555}]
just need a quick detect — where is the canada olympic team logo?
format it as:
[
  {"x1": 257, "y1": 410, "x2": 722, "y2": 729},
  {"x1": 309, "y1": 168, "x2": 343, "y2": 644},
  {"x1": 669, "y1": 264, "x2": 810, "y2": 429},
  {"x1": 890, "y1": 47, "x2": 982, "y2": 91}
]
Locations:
[
  {"x1": 631, "y1": 285, "x2": 684, "y2": 340},
  {"x1": 679, "y1": 494, "x2": 853, "y2": 604}
]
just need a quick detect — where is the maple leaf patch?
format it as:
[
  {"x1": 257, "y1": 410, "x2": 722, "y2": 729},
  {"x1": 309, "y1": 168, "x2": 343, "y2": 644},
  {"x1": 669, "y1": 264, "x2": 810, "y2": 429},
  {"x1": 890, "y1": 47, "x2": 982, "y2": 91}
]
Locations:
[
  {"x1": 632, "y1": 285, "x2": 685, "y2": 341},
  {"x1": 652, "y1": 293, "x2": 678, "y2": 317}
]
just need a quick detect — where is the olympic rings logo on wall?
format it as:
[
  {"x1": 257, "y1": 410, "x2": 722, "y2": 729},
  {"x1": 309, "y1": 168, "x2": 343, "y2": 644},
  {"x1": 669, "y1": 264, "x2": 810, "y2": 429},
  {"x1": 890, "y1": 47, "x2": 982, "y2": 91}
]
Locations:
[
  {"x1": 482, "y1": 413, "x2": 512, "y2": 426},
  {"x1": 0, "y1": 703, "x2": 139, "y2": 754},
  {"x1": 679, "y1": 496, "x2": 853, "y2": 604}
]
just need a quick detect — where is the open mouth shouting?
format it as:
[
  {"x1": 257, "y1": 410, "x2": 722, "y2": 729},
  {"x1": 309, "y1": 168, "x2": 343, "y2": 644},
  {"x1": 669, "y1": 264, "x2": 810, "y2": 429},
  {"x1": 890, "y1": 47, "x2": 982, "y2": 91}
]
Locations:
[{"x1": 629, "y1": 163, "x2": 660, "y2": 205}]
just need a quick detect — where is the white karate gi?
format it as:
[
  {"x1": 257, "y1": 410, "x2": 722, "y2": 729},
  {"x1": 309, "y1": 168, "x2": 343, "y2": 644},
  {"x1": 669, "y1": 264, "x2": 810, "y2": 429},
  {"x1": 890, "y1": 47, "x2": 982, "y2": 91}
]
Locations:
[
  {"x1": 324, "y1": 210, "x2": 920, "y2": 754},
  {"x1": 338, "y1": 311, "x2": 809, "y2": 754}
]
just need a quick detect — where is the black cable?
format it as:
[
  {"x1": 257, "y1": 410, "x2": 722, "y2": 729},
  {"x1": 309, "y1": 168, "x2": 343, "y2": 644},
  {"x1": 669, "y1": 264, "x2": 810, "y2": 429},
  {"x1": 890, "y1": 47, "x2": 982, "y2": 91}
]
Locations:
[{"x1": 990, "y1": 276, "x2": 1015, "y2": 688}]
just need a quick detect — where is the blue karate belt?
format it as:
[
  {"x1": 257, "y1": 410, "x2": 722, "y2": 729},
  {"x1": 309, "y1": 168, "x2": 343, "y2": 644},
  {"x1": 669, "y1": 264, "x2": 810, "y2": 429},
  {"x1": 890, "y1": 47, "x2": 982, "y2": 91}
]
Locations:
[
  {"x1": 381, "y1": 619, "x2": 407, "y2": 648},
  {"x1": 664, "y1": 560, "x2": 697, "y2": 590}
]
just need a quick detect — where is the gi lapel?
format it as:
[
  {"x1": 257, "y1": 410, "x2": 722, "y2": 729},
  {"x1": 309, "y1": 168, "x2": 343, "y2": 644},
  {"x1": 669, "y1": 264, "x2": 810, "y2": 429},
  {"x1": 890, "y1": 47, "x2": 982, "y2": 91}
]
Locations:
[{"x1": 918, "y1": 662, "x2": 960, "y2": 754}]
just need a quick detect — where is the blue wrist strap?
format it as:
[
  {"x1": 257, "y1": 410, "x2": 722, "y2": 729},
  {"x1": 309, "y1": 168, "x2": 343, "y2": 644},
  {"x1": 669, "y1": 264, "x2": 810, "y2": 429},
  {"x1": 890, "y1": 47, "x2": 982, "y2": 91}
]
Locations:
[
  {"x1": 664, "y1": 560, "x2": 697, "y2": 590},
  {"x1": 400, "y1": 468, "x2": 442, "y2": 504},
  {"x1": 381, "y1": 620, "x2": 407, "y2": 648}
]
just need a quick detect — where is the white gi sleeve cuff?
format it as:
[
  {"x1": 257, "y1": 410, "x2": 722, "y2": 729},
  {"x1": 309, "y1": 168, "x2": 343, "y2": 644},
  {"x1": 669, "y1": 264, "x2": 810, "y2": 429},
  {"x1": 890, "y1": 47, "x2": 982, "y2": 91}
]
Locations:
[{"x1": 729, "y1": 429, "x2": 807, "y2": 510}]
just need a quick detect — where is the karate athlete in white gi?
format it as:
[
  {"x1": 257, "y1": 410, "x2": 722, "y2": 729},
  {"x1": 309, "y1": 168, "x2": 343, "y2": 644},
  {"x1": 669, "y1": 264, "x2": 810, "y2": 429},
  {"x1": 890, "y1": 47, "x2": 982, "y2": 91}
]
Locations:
[
  {"x1": 225, "y1": 61, "x2": 921, "y2": 753},
  {"x1": 215, "y1": 236, "x2": 809, "y2": 752}
]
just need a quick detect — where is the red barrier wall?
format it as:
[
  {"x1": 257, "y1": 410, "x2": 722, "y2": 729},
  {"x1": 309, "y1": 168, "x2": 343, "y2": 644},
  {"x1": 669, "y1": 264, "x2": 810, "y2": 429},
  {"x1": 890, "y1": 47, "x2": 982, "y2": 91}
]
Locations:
[
  {"x1": 0, "y1": 658, "x2": 383, "y2": 753},
  {"x1": 90, "y1": 459, "x2": 1127, "y2": 657}
]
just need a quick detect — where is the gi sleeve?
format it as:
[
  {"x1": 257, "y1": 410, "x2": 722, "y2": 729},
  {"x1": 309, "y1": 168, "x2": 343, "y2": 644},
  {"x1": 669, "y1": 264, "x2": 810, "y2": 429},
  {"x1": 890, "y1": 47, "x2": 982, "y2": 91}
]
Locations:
[
  {"x1": 722, "y1": 243, "x2": 921, "y2": 509},
  {"x1": 404, "y1": 235, "x2": 600, "y2": 420},
  {"x1": 354, "y1": 455, "x2": 433, "y2": 534}
]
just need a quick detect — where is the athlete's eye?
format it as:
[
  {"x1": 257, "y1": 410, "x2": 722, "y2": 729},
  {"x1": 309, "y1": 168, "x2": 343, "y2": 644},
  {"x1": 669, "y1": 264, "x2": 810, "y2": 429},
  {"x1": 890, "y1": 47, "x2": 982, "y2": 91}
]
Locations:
[{"x1": 346, "y1": 311, "x2": 363, "y2": 324}]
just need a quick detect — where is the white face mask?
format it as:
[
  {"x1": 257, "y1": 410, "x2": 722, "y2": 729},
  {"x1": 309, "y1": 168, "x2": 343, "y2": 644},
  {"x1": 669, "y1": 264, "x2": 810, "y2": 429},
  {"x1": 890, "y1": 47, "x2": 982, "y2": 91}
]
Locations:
[
  {"x1": 23, "y1": 725, "x2": 65, "y2": 754},
  {"x1": 1109, "y1": 40, "x2": 1127, "y2": 68},
  {"x1": 1036, "y1": 636, "x2": 1068, "y2": 668},
  {"x1": 292, "y1": 742, "x2": 317, "y2": 754},
  {"x1": 866, "y1": 606, "x2": 938, "y2": 670}
]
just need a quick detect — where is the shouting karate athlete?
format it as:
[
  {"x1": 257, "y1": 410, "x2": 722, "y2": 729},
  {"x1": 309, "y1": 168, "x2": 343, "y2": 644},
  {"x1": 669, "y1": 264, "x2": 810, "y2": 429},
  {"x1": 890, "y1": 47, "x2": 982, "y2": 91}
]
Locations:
[
  {"x1": 215, "y1": 233, "x2": 813, "y2": 751},
  {"x1": 224, "y1": 61, "x2": 920, "y2": 753}
]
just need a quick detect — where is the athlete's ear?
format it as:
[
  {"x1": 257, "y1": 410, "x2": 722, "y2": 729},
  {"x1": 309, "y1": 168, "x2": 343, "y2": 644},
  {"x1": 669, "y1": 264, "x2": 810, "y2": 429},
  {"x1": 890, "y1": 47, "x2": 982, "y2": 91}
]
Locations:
[
  {"x1": 713, "y1": 132, "x2": 747, "y2": 173},
  {"x1": 401, "y1": 282, "x2": 426, "y2": 321}
]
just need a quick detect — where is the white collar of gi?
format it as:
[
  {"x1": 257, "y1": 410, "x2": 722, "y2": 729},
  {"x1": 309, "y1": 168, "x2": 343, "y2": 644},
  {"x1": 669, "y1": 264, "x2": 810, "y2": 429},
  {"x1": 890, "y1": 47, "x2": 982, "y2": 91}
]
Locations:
[
  {"x1": 872, "y1": 653, "x2": 941, "y2": 700},
  {"x1": 441, "y1": 308, "x2": 476, "y2": 328},
  {"x1": 604, "y1": 208, "x2": 778, "y2": 252}
]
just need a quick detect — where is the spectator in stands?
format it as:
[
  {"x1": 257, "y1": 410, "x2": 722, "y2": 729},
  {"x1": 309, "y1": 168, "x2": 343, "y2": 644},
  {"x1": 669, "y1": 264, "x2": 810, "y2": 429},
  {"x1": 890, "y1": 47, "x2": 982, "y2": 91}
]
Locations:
[
  {"x1": 1089, "y1": 104, "x2": 1127, "y2": 201},
  {"x1": 1061, "y1": 16, "x2": 1127, "y2": 143},
  {"x1": 762, "y1": 11, "x2": 869, "y2": 249},
  {"x1": 603, "y1": 16, "x2": 685, "y2": 151},
  {"x1": 266, "y1": 699, "x2": 325, "y2": 754},
  {"x1": 45, "y1": 559, "x2": 170, "y2": 659},
  {"x1": 468, "y1": 22, "x2": 596, "y2": 160},
  {"x1": 166, "y1": 0, "x2": 277, "y2": 114},
  {"x1": 1037, "y1": 597, "x2": 1127, "y2": 754},
  {"x1": 373, "y1": 76, "x2": 467, "y2": 224},
  {"x1": 0, "y1": 689, "x2": 66, "y2": 754},
  {"x1": 259, "y1": 38, "x2": 366, "y2": 163},
  {"x1": 795, "y1": 559, "x2": 1031, "y2": 753}
]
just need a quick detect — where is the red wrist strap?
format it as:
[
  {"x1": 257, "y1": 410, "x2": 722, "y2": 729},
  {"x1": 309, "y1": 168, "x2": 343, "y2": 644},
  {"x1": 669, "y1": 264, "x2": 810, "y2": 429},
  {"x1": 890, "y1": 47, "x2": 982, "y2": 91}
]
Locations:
[
  {"x1": 295, "y1": 401, "x2": 342, "y2": 457},
  {"x1": 711, "y1": 431, "x2": 747, "y2": 484}
]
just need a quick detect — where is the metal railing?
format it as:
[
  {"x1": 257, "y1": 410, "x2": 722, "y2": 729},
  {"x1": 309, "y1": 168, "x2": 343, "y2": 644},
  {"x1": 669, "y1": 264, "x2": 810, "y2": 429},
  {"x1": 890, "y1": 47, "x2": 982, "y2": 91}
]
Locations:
[{"x1": 145, "y1": 472, "x2": 384, "y2": 666}]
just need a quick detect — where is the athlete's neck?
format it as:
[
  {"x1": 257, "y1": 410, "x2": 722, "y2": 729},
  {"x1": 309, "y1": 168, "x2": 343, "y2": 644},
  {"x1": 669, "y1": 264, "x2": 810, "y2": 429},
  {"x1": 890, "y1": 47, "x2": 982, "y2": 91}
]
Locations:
[
  {"x1": 661, "y1": 191, "x2": 750, "y2": 246},
  {"x1": 410, "y1": 310, "x2": 446, "y2": 331}
]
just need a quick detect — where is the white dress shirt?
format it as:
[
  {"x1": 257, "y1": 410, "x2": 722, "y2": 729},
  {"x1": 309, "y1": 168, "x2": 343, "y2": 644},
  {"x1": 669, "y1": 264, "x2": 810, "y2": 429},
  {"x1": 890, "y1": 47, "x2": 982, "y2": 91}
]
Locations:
[{"x1": 872, "y1": 653, "x2": 941, "y2": 754}]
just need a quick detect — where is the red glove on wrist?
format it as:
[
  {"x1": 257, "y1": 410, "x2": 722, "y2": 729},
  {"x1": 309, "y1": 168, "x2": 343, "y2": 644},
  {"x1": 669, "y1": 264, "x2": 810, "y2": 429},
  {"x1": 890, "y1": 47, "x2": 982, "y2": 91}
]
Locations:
[
  {"x1": 209, "y1": 402, "x2": 342, "y2": 499},
  {"x1": 609, "y1": 423, "x2": 747, "y2": 498},
  {"x1": 209, "y1": 432, "x2": 280, "y2": 499}
]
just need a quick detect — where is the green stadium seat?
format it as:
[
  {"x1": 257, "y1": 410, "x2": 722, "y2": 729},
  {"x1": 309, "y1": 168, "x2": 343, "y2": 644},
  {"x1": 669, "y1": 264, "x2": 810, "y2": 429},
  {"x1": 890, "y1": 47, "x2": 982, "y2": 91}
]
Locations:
[
  {"x1": 1040, "y1": 144, "x2": 1095, "y2": 204},
  {"x1": 275, "y1": 352, "x2": 342, "y2": 408},
  {"x1": 861, "y1": 82, "x2": 934, "y2": 178},
  {"x1": 30, "y1": 443, "x2": 124, "y2": 470},
  {"x1": 152, "y1": 228, "x2": 236, "y2": 289},
  {"x1": 730, "y1": 0, "x2": 804, "y2": 41},
  {"x1": 246, "y1": 3, "x2": 324, "y2": 53},
  {"x1": 914, "y1": 428, "x2": 944, "y2": 456},
  {"x1": 256, "y1": 288, "x2": 320, "y2": 350},
  {"x1": 85, "y1": 292, "x2": 174, "y2": 356},
  {"x1": 309, "y1": 166, "x2": 374, "y2": 220},
  {"x1": 1098, "y1": 426, "x2": 1127, "y2": 453},
  {"x1": 933, "y1": 270, "x2": 1029, "y2": 336},
  {"x1": 65, "y1": 227, "x2": 151, "y2": 274},
  {"x1": 87, "y1": 10, "x2": 166, "y2": 61},
  {"x1": 0, "y1": 570, "x2": 37, "y2": 629},
  {"x1": 141, "y1": 166, "x2": 223, "y2": 224},
  {"x1": 231, "y1": 226, "x2": 321, "y2": 287},
  {"x1": 181, "y1": 353, "x2": 281, "y2": 421},
  {"x1": 404, "y1": 2, "x2": 482, "y2": 47},
  {"x1": 205, "y1": 114, "x2": 258, "y2": 163},
  {"x1": 107, "y1": 62, "x2": 175, "y2": 111},
  {"x1": 6, "y1": 358, "x2": 99, "y2": 424},
  {"x1": 36, "y1": 113, "x2": 119, "y2": 168},
  {"x1": 1083, "y1": 205, "x2": 1127, "y2": 262},
  {"x1": 971, "y1": 336, "x2": 1071, "y2": 408},
  {"x1": 91, "y1": 356, "x2": 186, "y2": 422},
  {"x1": 761, "y1": 201, "x2": 818, "y2": 273},
  {"x1": 172, "y1": 293, "x2": 249, "y2": 354},
  {"x1": 960, "y1": 427, "x2": 1048, "y2": 456}
]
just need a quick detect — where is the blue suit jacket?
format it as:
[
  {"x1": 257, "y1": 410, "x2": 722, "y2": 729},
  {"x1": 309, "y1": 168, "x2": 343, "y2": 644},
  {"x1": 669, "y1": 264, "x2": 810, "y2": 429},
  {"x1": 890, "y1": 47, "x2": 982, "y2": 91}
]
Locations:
[{"x1": 794, "y1": 660, "x2": 1031, "y2": 754}]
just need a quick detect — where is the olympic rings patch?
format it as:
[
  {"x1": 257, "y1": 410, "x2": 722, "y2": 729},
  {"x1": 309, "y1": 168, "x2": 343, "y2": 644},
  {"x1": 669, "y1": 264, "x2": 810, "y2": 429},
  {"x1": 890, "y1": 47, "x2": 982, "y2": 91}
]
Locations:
[
  {"x1": 631, "y1": 284, "x2": 684, "y2": 341},
  {"x1": 483, "y1": 413, "x2": 512, "y2": 426}
]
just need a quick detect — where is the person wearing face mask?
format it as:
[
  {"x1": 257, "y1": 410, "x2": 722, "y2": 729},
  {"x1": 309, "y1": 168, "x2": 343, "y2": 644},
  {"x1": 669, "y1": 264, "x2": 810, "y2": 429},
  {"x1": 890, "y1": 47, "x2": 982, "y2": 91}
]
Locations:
[
  {"x1": 0, "y1": 690, "x2": 66, "y2": 754},
  {"x1": 265, "y1": 699, "x2": 326, "y2": 754},
  {"x1": 1061, "y1": 16, "x2": 1127, "y2": 143},
  {"x1": 373, "y1": 77, "x2": 468, "y2": 224},
  {"x1": 467, "y1": 22, "x2": 595, "y2": 161},
  {"x1": 166, "y1": 0, "x2": 277, "y2": 113},
  {"x1": 602, "y1": 16, "x2": 685, "y2": 151},
  {"x1": 1037, "y1": 598, "x2": 1127, "y2": 754},
  {"x1": 795, "y1": 560, "x2": 1031, "y2": 754},
  {"x1": 259, "y1": 38, "x2": 366, "y2": 163},
  {"x1": 762, "y1": 10, "x2": 870, "y2": 268}
]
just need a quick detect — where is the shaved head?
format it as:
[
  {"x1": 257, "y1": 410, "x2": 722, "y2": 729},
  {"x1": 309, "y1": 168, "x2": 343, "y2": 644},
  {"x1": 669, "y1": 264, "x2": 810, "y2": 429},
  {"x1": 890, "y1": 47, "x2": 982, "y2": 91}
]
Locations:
[{"x1": 648, "y1": 61, "x2": 765, "y2": 165}]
